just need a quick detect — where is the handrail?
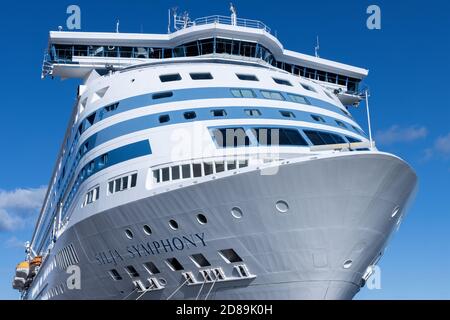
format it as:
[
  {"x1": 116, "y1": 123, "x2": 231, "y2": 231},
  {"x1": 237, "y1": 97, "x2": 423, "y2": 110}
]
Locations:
[{"x1": 192, "y1": 15, "x2": 271, "y2": 34}]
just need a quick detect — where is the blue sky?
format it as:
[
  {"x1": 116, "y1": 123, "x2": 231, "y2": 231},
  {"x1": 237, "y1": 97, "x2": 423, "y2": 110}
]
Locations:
[{"x1": 0, "y1": 0, "x2": 449, "y2": 299}]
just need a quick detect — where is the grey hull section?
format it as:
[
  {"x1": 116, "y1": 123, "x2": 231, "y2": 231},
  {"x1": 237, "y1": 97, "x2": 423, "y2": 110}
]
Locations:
[{"x1": 30, "y1": 152, "x2": 417, "y2": 300}]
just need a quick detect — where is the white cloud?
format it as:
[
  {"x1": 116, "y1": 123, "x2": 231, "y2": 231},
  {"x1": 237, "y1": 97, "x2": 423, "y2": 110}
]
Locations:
[
  {"x1": 0, "y1": 209, "x2": 23, "y2": 231},
  {"x1": 434, "y1": 133, "x2": 450, "y2": 155},
  {"x1": 375, "y1": 125, "x2": 428, "y2": 145},
  {"x1": 5, "y1": 236, "x2": 26, "y2": 249},
  {"x1": 0, "y1": 186, "x2": 46, "y2": 232},
  {"x1": 424, "y1": 133, "x2": 450, "y2": 160}
]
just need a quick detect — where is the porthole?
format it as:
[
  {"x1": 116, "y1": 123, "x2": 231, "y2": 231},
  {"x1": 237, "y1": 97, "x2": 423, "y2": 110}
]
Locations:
[
  {"x1": 196, "y1": 214, "x2": 207, "y2": 224},
  {"x1": 143, "y1": 225, "x2": 152, "y2": 235},
  {"x1": 391, "y1": 206, "x2": 400, "y2": 218},
  {"x1": 125, "y1": 229, "x2": 134, "y2": 239},
  {"x1": 343, "y1": 260, "x2": 353, "y2": 269},
  {"x1": 231, "y1": 207, "x2": 243, "y2": 219},
  {"x1": 159, "y1": 278, "x2": 167, "y2": 286},
  {"x1": 275, "y1": 200, "x2": 289, "y2": 213},
  {"x1": 169, "y1": 219, "x2": 179, "y2": 230}
]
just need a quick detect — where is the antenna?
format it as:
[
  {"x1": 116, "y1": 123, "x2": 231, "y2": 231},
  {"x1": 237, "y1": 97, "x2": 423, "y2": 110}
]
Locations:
[
  {"x1": 365, "y1": 89, "x2": 374, "y2": 149},
  {"x1": 314, "y1": 36, "x2": 320, "y2": 58},
  {"x1": 168, "y1": 8, "x2": 171, "y2": 33},
  {"x1": 230, "y1": 3, "x2": 237, "y2": 26},
  {"x1": 116, "y1": 19, "x2": 120, "y2": 33}
]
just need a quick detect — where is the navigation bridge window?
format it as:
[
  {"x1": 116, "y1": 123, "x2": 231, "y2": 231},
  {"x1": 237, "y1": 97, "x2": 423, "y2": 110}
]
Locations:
[
  {"x1": 303, "y1": 130, "x2": 346, "y2": 145},
  {"x1": 213, "y1": 128, "x2": 251, "y2": 147},
  {"x1": 49, "y1": 37, "x2": 360, "y2": 93},
  {"x1": 252, "y1": 128, "x2": 309, "y2": 146}
]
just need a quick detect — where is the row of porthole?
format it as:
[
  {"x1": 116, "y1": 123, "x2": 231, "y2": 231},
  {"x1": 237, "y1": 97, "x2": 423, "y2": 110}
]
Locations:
[
  {"x1": 124, "y1": 200, "x2": 292, "y2": 238},
  {"x1": 124, "y1": 213, "x2": 208, "y2": 239}
]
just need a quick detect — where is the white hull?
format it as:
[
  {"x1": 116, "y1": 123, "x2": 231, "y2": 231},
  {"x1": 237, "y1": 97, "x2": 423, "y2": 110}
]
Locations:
[{"x1": 27, "y1": 152, "x2": 416, "y2": 300}]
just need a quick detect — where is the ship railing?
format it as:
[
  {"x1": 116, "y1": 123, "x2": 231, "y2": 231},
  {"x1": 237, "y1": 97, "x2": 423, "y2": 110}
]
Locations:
[
  {"x1": 310, "y1": 141, "x2": 375, "y2": 152},
  {"x1": 192, "y1": 15, "x2": 272, "y2": 34}
]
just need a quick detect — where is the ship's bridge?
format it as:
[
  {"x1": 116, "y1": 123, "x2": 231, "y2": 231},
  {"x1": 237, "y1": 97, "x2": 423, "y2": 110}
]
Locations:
[{"x1": 43, "y1": 14, "x2": 368, "y2": 99}]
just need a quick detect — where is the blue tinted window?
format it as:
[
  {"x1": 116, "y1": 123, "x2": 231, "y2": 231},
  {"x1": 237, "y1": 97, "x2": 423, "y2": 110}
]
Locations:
[{"x1": 213, "y1": 128, "x2": 251, "y2": 148}]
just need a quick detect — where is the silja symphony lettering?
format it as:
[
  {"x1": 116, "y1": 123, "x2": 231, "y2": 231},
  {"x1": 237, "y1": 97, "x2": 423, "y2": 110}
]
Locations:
[{"x1": 94, "y1": 233, "x2": 206, "y2": 266}]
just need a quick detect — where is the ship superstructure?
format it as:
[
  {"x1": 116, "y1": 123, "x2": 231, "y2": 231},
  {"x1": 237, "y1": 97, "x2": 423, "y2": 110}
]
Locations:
[{"x1": 13, "y1": 8, "x2": 417, "y2": 300}]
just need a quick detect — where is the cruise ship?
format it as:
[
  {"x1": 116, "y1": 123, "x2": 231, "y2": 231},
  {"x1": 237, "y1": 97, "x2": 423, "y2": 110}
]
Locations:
[{"x1": 13, "y1": 7, "x2": 417, "y2": 300}]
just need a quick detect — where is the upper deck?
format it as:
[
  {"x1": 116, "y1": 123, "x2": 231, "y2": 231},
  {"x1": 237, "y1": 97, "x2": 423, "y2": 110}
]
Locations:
[{"x1": 43, "y1": 14, "x2": 368, "y2": 94}]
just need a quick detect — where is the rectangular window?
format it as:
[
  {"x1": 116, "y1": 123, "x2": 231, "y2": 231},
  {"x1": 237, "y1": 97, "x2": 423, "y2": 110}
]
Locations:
[
  {"x1": 304, "y1": 130, "x2": 324, "y2": 145},
  {"x1": 159, "y1": 74, "x2": 181, "y2": 82},
  {"x1": 122, "y1": 176, "x2": 129, "y2": 190},
  {"x1": 108, "y1": 181, "x2": 114, "y2": 194},
  {"x1": 227, "y1": 161, "x2": 237, "y2": 170},
  {"x1": 215, "y1": 162, "x2": 225, "y2": 173},
  {"x1": 83, "y1": 185, "x2": 100, "y2": 207},
  {"x1": 152, "y1": 91, "x2": 173, "y2": 100},
  {"x1": 238, "y1": 160, "x2": 249, "y2": 168},
  {"x1": 204, "y1": 162, "x2": 213, "y2": 175},
  {"x1": 190, "y1": 72, "x2": 213, "y2": 80},
  {"x1": 279, "y1": 110, "x2": 295, "y2": 118},
  {"x1": 253, "y1": 128, "x2": 308, "y2": 146},
  {"x1": 99, "y1": 153, "x2": 108, "y2": 166},
  {"x1": 346, "y1": 136, "x2": 361, "y2": 143},
  {"x1": 109, "y1": 269, "x2": 122, "y2": 281},
  {"x1": 244, "y1": 109, "x2": 261, "y2": 117},
  {"x1": 162, "y1": 167, "x2": 170, "y2": 181},
  {"x1": 260, "y1": 90, "x2": 285, "y2": 101},
  {"x1": 166, "y1": 258, "x2": 184, "y2": 271},
  {"x1": 114, "y1": 178, "x2": 122, "y2": 192},
  {"x1": 211, "y1": 109, "x2": 227, "y2": 117},
  {"x1": 94, "y1": 186, "x2": 99, "y2": 201},
  {"x1": 301, "y1": 83, "x2": 316, "y2": 92},
  {"x1": 153, "y1": 170, "x2": 160, "y2": 183},
  {"x1": 273, "y1": 78, "x2": 292, "y2": 86},
  {"x1": 304, "y1": 130, "x2": 345, "y2": 145},
  {"x1": 183, "y1": 111, "x2": 197, "y2": 120},
  {"x1": 125, "y1": 265, "x2": 140, "y2": 278},
  {"x1": 130, "y1": 173, "x2": 137, "y2": 187},
  {"x1": 311, "y1": 114, "x2": 326, "y2": 123},
  {"x1": 236, "y1": 74, "x2": 259, "y2": 81},
  {"x1": 181, "y1": 164, "x2": 191, "y2": 179},
  {"x1": 287, "y1": 93, "x2": 310, "y2": 105},
  {"x1": 171, "y1": 166, "x2": 180, "y2": 180},
  {"x1": 335, "y1": 120, "x2": 347, "y2": 128},
  {"x1": 213, "y1": 128, "x2": 251, "y2": 148},
  {"x1": 159, "y1": 114, "x2": 170, "y2": 123},
  {"x1": 104, "y1": 102, "x2": 119, "y2": 112},
  {"x1": 190, "y1": 253, "x2": 211, "y2": 268},
  {"x1": 219, "y1": 249, "x2": 243, "y2": 263},
  {"x1": 143, "y1": 261, "x2": 160, "y2": 274},
  {"x1": 193, "y1": 163, "x2": 202, "y2": 178},
  {"x1": 230, "y1": 88, "x2": 256, "y2": 98}
]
